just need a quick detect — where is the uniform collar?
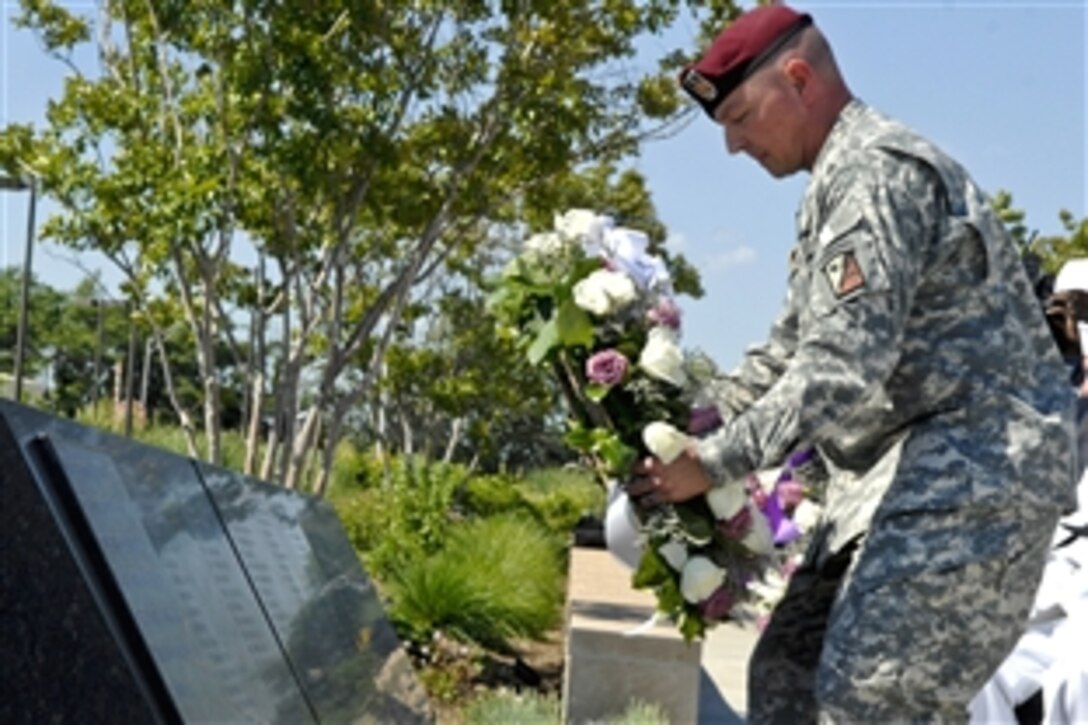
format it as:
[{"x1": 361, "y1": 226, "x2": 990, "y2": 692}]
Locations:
[{"x1": 810, "y1": 97, "x2": 867, "y2": 178}]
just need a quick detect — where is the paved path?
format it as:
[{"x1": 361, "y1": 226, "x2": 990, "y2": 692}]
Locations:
[{"x1": 699, "y1": 621, "x2": 760, "y2": 724}]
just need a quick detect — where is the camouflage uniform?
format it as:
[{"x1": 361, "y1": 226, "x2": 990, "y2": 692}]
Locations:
[{"x1": 696, "y1": 100, "x2": 1077, "y2": 722}]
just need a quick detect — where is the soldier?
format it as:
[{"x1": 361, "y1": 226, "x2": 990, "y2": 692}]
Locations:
[{"x1": 627, "y1": 4, "x2": 1077, "y2": 722}]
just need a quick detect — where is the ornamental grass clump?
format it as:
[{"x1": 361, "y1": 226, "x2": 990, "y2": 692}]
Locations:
[{"x1": 390, "y1": 514, "x2": 563, "y2": 652}]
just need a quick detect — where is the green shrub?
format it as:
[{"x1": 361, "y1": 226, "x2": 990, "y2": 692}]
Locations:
[
  {"x1": 588, "y1": 700, "x2": 670, "y2": 725},
  {"x1": 390, "y1": 514, "x2": 563, "y2": 651},
  {"x1": 331, "y1": 454, "x2": 470, "y2": 583},
  {"x1": 463, "y1": 689, "x2": 560, "y2": 725},
  {"x1": 460, "y1": 473, "x2": 529, "y2": 517},
  {"x1": 326, "y1": 439, "x2": 385, "y2": 494},
  {"x1": 517, "y1": 466, "x2": 605, "y2": 535}
]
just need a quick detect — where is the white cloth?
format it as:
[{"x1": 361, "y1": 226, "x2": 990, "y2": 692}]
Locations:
[
  {"x1": 969, "y1": 470, "x2": 1088, "y2": 724},
  {"x1": 1053, "y1": 259, "x2": 1088, "y2": 356},
  {"x1": 604, "y1": 485, "x2": 644, "y2": 570}
]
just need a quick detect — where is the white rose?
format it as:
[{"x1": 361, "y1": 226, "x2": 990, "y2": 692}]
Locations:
[
  {"x1": 597, "y1": 269, "x2": 637, "y2": 308},
  {"x1": 680, "y1": 555, "x2": 726, "y2": 604},
  {"x1": 792, "y1": 499, "x2": 823, "y2": 533},
  {"x1": 572, "y1": 269, "x2": 637, "y2": 316},
  {"x1": 658, "y1": 540, "x2": 689, "y2": 571},
  {"x1": 639, "y1": 326, "x2": 687, "y2": 387},
  {"x1": 705, "y1": 480, "x2": 747, "y2": 521},
  {"x1": 523, "y1": 231, "x2": 564, "y2": 256},
  {"x1": 554, "y1": 209, "x2": 613, "y2": 250},
  {"x1": 572, "y1": 275, "x2": 611, "y2": 315},
  {"x1": 642, "y1": 421, "x2": 691, "y2": 465},
  {"x1": 742, "y1": 503, "x2": 775, "y2": 555}
]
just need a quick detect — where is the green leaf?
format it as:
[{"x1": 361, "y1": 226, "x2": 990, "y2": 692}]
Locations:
[
  {"x1": 527, "y1": 316, "x2": 559, "y2": 365},
  {"x1": 674, "y1": 501, "x2": 715, "y2": 545},
  {"x1": 563, "y1": 421, "x2": 595, "y2": 452},
  {"x1": 555, "y1": 299, "x2": 594, "y2": 348},
  {"x1": 632, "y1": 545, "x2": 670, "y2": 589},
  {"x1": 678, "y1": 609, "x2": 707, "y2": 642},
  {"x1": 584, "y1": 382, "x2": 610, "y2": 402},
  {"x1": 593, "y1": 434, "x2": 637, "y2": 476}
]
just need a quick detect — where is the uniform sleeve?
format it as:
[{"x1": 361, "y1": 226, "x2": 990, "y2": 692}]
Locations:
[{"x1": 696, "y1": 155, "x2": 942, "y2": 485}]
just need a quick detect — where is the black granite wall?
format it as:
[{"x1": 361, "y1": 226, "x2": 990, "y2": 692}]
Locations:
[{"x1": 0, "y1": 401, "x2": 428, "y2": 724}]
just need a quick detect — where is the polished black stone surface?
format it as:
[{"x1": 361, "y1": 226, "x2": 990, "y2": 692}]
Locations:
[{"x1": 0, "y1": 401, "x2": 428, "y2": 724}]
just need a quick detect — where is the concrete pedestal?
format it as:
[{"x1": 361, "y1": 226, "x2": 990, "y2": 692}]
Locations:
[{"x1": 562, "y1": 548, "x2": 703, "y2": 724}]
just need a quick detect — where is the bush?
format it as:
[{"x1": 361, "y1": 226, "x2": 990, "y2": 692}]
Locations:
[
  {"x1": 459, "y1": 473, "x2": 530, "y2": 517},
  {"x1": 517, "y1": 466, "x2": 605, "y2": 535},
  {"x1": 331, "y1": 454, "x2": 470, "y2": 583},
  {"x1": 390, "y1": 514, "x2": 564, "y2": 652},
  {"x1": 463, "y1": 689, "x2": 560, "y2": 725},
  {"x1": 588, "y1": 700, "x2": 670, "y2": 725}
]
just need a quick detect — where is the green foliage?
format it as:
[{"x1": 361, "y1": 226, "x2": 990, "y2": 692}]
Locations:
[
  {"x1": 75, "y1": 404, "x2": 251, "y2": 470},
  {"x1": 376, "y1": 291, "x2": 563, "y2": 471},
  {"x1": 463, "y1": 689, "x2": 560, "y2": 725},
  {"x1": 0, "y1": 0, "x2": 742, "y2": 485},
  {"x1": 587, "y1": 700, "x2": 671, "y2": 725},
  {"x1": 389, "y1": 515, "x2": 564, "y2": 652},
  {"x1": 516, "y1": 466, "x2": 605, "y2": 535},
  {"x1": 459, "y1": 473, "x2": 528, "y2": 518},
  {"x1": 462, "y1": 691, "x2": 667, "y2": 725},
  {"x1": 330, "y1": 454, "x2": 469, "y2": 583},
  {"x1": 994, "y1": 189, "x2": 1088, "y2": 276}
]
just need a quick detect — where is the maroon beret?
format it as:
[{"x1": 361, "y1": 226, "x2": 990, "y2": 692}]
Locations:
[{"x1": 679, "y1": 5, "x2": 813, "y2": 119}]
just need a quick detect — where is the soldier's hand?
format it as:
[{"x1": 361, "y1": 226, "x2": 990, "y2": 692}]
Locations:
[{"x1": 627, "y1": 448, "x2": 713, "y2": 507}]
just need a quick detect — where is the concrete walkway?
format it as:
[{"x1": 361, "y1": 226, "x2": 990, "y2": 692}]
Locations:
[{"x1": 699, "y1": 621, "x2": 760, "y2": 724}]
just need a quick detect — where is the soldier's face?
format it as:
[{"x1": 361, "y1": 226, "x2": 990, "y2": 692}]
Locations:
[{"x1": 714, "y1": 71, "x2": 807, "y2": 178}]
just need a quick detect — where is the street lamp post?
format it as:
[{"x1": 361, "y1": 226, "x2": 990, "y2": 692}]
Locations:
[{"x1": 1, "y1": 174, "x2": 36, "y2": 403}]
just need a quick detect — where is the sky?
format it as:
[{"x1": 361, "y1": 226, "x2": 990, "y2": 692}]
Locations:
[{"x1": 2, "y1": 0, "x2": 1086, "y2": 371}]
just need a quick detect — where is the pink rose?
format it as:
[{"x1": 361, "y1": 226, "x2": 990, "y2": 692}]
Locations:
[
  {"x1": 647, "y1": 297, "x2": 682, "y2": 330},
  {"x1": 585, "y1": 349, "x2": 629, "y2": 386},
  {"x1": 777, "y1": 480, "x2": 805, "y2": 510},
  {"x1": 700, "y1": 586, "x2": 734, "y2": 621},
  {"x1": 746, "y1": 474, "x2": 768, "y2": 508}
]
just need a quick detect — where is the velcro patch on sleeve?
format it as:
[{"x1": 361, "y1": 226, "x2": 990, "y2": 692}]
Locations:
[{"x1": 823, "y1": 250, "x2": 867, "y2": 298}]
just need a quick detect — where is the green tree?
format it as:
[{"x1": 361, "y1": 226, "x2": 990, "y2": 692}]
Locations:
[
  {"x1": 2, "y1": 0, "x2": 746, "y2": 492},
  {"x1": 0, "y1": 267, "x2": 66, "y2": 393},
  {"x1": 993, "y1": 189, "x2": 1088, "y2": 277}
]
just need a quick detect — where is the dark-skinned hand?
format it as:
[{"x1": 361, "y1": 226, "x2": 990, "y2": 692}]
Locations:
[{"x1": 627, "y1": 447, "x2": 714, "y2": 508}]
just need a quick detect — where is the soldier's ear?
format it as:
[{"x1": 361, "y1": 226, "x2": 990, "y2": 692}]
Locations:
[{"x1": 782, "y1": 58, "x2": 812, "y2": 96}]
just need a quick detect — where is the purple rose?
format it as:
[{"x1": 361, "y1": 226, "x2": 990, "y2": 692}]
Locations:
[
  {"x1": 585, "y1": 349, "x2": 629, "y2": 386},
  {"x1": 700, "y1": 586, "x2": 734, "y2": 621},
  {"x1": 688, "y1": 405, "x2": 723, "y2": 435},
  {"x1": 647, "y1": 297, "x2": 682, "y2": 330}
]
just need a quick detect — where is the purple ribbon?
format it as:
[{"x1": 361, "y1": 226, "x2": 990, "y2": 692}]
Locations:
[
  {"x1": 761, "y1": 488, "x2": 801, "y2": 545},
  {"x1": 758, "y1": 447, "x2": 816, "y2": 546}
]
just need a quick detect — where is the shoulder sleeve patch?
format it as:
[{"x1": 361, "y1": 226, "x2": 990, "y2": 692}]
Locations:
[{"x1": 823, "y1": 250, "x2": 867, "y2": 298}]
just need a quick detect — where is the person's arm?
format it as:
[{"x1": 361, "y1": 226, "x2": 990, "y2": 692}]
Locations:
[{"x1": 696, "y1": 153, "x2": 942, "y2": 486}]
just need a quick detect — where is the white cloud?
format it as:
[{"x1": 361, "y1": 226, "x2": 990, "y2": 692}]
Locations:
[
  {"x1": 707, "y1": 245, "x2": 757, "y2": 272},
  {"x1": 665, "y1": 232, "x2": 687, "y2": 253}
]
